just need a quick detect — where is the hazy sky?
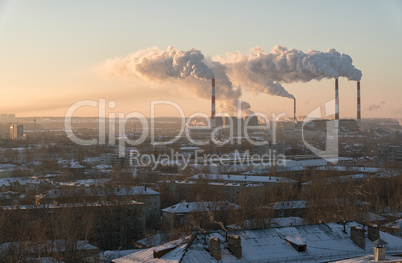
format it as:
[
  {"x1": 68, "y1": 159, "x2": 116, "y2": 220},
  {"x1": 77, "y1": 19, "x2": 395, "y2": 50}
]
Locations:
[{"x1": 0, "y1": 0, "x2": 401, "y2": 120}]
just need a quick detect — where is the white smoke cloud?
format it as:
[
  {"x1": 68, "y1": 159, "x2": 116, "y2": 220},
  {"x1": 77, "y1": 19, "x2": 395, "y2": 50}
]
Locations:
[
  {"x1": 368, "y1": 101, "x2": 385, "y2": 112},
  {"x1": 100, "y1": 45, "x2": 362, "y2": 113},
  {"x1": 101, "y1": 46, "x2": 251, "y2": 114},
  {"x1": 216, "y1": 45, "x2": 362, "y2": 99},
  {"x1": 103, "y1": 46, "x2": 214, "y2": 81}
]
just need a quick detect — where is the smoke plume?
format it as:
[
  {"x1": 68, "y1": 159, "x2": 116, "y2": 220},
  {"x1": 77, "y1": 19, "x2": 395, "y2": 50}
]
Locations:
[
  {"x1": 102, "y1": 46, "x2": 251, "y2": 113},
  {"x1": 368, "y1": 101, "x2": 385, "y2": 112},
  {"x1": 101, "y1": 45, "x2": 362, "y2": 112},
  {"x1": 216, "y1": 45, "x2": 362, "y2": 99},
  {"x1": 105, "y1": 46, "x2": 214, "y2": 80}
]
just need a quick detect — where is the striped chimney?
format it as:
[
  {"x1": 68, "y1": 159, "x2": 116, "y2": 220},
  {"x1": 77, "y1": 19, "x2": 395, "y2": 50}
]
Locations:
[
  {"x1": 335, "y1": 79, "x2": 339, "y2": 121},
  {"x1": 294, "y1": 98, "x2": 296, "y2": 122},
  {"x1": 211, "y1": 78, "x2": 216, "y2": 128},
  {"x1": 357, "y1": 81, "x2": 361, "y2": 132}
]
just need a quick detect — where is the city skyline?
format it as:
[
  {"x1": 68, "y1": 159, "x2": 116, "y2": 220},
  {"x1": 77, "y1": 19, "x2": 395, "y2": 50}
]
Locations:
[{"x1": 0, "y1": 1, "x2": 401, "y2": 120}]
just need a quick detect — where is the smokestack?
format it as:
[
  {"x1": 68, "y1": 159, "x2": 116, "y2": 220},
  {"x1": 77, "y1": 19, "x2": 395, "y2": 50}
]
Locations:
[
  {"x1": 293, "y1": 98, "x2": 296, "y2": 122},
  {"x1": 357, "y1": 81, "x2": 361, "y2": 132},
  {"x1": 335, "y1": 79, "x2": 339, "y2": 121},
  {"x1": 211, "y1": 78, "x2": 216, "y2": 128}
]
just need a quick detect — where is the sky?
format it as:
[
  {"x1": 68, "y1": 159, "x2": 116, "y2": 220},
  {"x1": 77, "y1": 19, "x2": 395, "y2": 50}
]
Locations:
[{"x1": 0, "y1": 0, "x2": 401, "y2": 120}]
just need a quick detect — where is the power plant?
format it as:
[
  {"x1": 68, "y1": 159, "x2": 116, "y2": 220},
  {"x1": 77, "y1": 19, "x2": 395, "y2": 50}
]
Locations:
[{"x1": 207, "y1": 77, "x2": 362, "y2": 132}]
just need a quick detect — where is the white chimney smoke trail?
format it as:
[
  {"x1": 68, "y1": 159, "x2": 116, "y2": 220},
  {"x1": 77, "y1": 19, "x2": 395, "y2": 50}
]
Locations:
[
  {"x1": 102, "y1": 46, "x2": 252, "y2": 114},
  {"x1": 101, "y1": 45, "x2": 362, "y2": 120}
]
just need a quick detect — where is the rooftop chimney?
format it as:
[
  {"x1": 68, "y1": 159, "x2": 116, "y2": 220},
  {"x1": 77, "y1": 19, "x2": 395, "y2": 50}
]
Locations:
[
  {"x1": 374, "y1": 246, "x2": 386, "y2": 261},
  {"x1": 357, "y1": 81, "x2": 361, "y2": 132},
  {"x1": 368, "y1": 224, "x2": 379, "y2": 242},
  {"x1": 209, "y1": 236, "x2": 221, "y2": 260},
  {"x1": 211, "y1": 78, "x2": 216, "y2": 129},
  {"x1": 153, "y1": 245, "x2": 177, "y2": 258},
  {"x1": 228, "y1": 234, "x2": 242, "y2": 259},
  {"x1": 373, "y1": 239, "x2": 387, "y2": 261},
  {"x1": 350, "y1": 226, "x2": 365, "y2": 249}
]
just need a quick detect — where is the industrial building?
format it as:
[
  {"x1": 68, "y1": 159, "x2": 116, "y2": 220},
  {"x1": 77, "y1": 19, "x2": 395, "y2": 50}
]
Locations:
[
  {"x1": 378, "y1": 145, "x2": 402, "y2": 166},
  {"x1": 9, "y1": 123, "x2": 23, "y2": 140}
]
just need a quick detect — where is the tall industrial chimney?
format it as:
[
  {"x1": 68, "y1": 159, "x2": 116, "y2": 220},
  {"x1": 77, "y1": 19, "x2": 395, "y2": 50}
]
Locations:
[
  {"x1": 211, "y1": 78, "x2": 216, "y2": 128},
  {"x1": 293, "y1": 98, "x2": 296, "y2": 122},
  {"x1": 357, "y1": 81, "x2": 361, "y2": 132},
  {"x1": 335, "y1": 79, "x2": 339, "y2": 121}
]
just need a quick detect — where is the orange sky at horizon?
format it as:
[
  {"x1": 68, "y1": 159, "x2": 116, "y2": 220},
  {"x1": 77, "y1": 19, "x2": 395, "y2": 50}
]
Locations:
[{"x1": 0, "y1": 1, "x2": 401, "y2": 121}]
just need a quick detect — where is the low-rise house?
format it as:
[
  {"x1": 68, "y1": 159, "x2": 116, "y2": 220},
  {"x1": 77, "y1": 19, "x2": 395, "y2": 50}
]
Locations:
[
  {"x1": 0, "y1": 180, "x2": 11, "y2": 192},
  {"x1": 0, "y1": 164, "x2": 16, "y2": 178},
  {"x1": 269, "y1": 200, "x2": 308, "y2": 218},
  {"x1": 382, "y1": 219, "x2": 402, "y2": 238},
  {"x1": 228, "y1": 216, "x2": 305, "y2": 230},
  {"x1": 378, "y1": 145, "x2": 402, "y2": 166},
  {"x1": 191, "y1": 173, "x2": 298, "y2": 186},
  {"x1": 159, "y1": 180, "x2": 265, "y2": 204},
  {"x1": 42, "y1": 186, "x2": 161, "y2": 228}
]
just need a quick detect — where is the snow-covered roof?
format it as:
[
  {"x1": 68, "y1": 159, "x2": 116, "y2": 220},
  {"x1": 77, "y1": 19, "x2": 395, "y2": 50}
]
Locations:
[
  {"x1": 2, "y1": 201, "x2": 144, "y2": 211},
  {"x1": 165, "y1": 180, "x2": 263, "y2": 188},
  {"x1": 82, "y1": 157, "x2": 101, "y2": 163},
  {"x1": 94, "y1": 164, "x2": 112, "y2": 170},
  {"x1": 332, "y1": 254, "x2": 402, "y2": 262},
  {"x1": 0, "y1": 180, "x2": 10, "y2": 187},
  {"x1": 283, "y1": 158, "x2": 328, "y2": 167},
  {"x1": 162, "y1": 201, "x2": 239, "y2": 214},
  {"x1": 228, "y1": 217, "x2": 305, "y2": 230},
  {"x1": 363, "y1": 212, "x2": 386, "y2": 222},
  {"x1": 303, "y1": 171, "x2": 401, "y2": 186},
  {"x1": 44, "y1": 186, "x2": 159, "y2": 199},
  {"x1": 316, "y1": 166, "x2": 381, "y2": 173},
  {"x1": 136, "y1": 233, "x2": 171, "y2": 248},
  {"x1": 272, "y1": 200, "x2": 307, "y2": 210},
  {"x1": 0, "y1": 177, "x2": 41, "y2": 186},
  {"x1": 57, "y1": 159, "x2": 84, "y2": 169},
  {"x1": 191, "y1": 174, "x2": 297, "y2": 184},
  {"x1": 302, "y1": 174, "x2": 368, "y2": 186},
  {"x1": 0, "y1": 163, "x2": 16, "y2": 170},
  {"x1": 383, "y1": 219, "x2": 402, "y2": 230},
  {"x1": 112, "y1": 222, "x2": 402, "y2": 263},
  {"x1": 67, "y1": 161, "x2": 84, "y2": 169},
  {"x1": 112, "y1": 237, "x2": 190, "y2": 263},
  {"x1": 74, "y1": 178, "x2": 111, "y2": 187},
  {"x1": 89, "y1": 249, "x2": 143, "y2": 262},
  {"x1": 180, "y1": 146, "x2": 202, "y2": 151}
]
